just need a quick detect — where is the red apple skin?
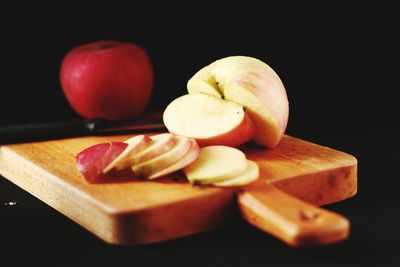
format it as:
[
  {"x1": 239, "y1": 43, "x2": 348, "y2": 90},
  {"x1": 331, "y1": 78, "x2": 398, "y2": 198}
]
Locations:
[
  {"x1": 76, "y1": 141, "x2": 128, "y2": 183},
  {"x1": 77, "y1": 142, "x2": 111, "y2": 174},
  {"x1": 60, "y1": 40, "x2": 154, "y2": 120}
]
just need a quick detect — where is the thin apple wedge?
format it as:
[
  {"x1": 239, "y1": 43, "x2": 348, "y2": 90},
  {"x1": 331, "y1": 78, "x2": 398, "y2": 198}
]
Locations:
[
  {"x1": 77, "y1": 143, "x2": 111, "y2": 175},
  {"x1": 183, "y1": 146, "x2": 248, "y2": 184},
  {"x1": 132, "y1": 135, "x2": 193, "y2": 179},
  {"x1": 148, "y1": 138, "x2": 200, "y2": 179},
  {"x1": 102, "y1": 135, "x2": 151, "y2": 173},
  {"x1": 212, "y1": 160, "x2": 259, "y2": 187},
  {"x1": 128, "y1": 133, "x2": 178, "y2": 165},
  {"x1": 163, "y1": 93, "x2": 255, "y2": 147},
  {"x1": 76, "y1": 142, "x2": 128, "y2": 183}
]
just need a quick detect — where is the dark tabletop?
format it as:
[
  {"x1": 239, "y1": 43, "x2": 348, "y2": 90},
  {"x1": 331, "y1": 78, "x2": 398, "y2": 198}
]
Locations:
[{"x1": 2, "y1": 2, "x2": 399, "y2": 266}]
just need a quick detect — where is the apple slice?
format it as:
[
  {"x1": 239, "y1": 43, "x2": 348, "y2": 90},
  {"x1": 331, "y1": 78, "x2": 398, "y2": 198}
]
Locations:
[
  {"x1": 148, "y1": 138, "x2": 200, "y2": 179},
  {"x1": 102, "y1": 135, "x2": 151, "y2": 173},
  {"x1": 76, "y1": 142, "x2": 128, "y2": 183},
  {"x1": 212, "y1": 160, "x2": 259, "y2": 187},
  {"x1": 77, "y1": 143, "x2": 110, "y2": 174},
  {"x1": 128, "y1": 133, "x2": 178, "y2": 165},
  {"x1": 131, "y1": 136, "x2": 192, "y2": 179},
  {"x1": 163, "y1": 93, "x2": 255, "y2": 147},
  {"x1": 183, "y1": 146, "x2": 247, "y2": 184}
]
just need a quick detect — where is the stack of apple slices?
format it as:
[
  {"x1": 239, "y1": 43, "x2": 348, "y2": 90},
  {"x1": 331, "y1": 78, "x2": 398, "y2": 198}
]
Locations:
[
  {"x1": 76, "y1": 133, "x2": 199, "y2": 183},
  {"x1": 76, "y1": 133, "x2": 259, "y2": 187}
]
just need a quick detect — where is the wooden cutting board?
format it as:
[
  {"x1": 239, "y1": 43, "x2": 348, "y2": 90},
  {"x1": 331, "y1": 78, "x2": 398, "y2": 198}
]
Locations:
[{"x1": 0, "y1": 134, "x2": 357, "y2": 245}]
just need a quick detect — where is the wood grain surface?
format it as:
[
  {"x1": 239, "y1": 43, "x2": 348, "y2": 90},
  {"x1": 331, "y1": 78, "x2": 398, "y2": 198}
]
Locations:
[{"x1": 0, "y1": 134, "x2": 357, "y2": 245}]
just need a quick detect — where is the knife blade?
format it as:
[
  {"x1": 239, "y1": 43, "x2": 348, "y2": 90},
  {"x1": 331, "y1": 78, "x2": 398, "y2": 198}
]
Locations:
[{"x1": 0, "y1": 112, "x2": 166, "y2": 144}]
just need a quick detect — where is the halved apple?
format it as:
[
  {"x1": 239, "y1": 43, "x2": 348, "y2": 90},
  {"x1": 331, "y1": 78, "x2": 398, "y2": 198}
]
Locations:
[
  {"x1": 163, "y1": 93, "x2": 255, "y2": 147},
  {"x1": 131, "y1": 135, "x2": 193, "y2": 179},
  {"x1": 187, "y1": 56, "x2": 289, "y2": 148},
  {"x1": 183, "y1": 145, "x2": 248, "y2": 184},
  {"x1": 212, "y1": 160, "x2": 259, "y2": 187},
  {"x1": 102, "y1": 135, "x2": 152, "y2": 173},
  {"x1": 148, "y1": 138, "x2": 200, "y2": 179}
]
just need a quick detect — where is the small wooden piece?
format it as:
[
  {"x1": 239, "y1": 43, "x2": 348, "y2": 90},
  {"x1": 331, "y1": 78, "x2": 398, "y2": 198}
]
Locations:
[{"x1": 0, "y1": 135, "x2": 357, "y2": 245}]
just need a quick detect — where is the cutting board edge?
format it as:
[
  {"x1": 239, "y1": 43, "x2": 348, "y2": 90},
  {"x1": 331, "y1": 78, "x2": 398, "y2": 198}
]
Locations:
[
  {"x1": 105, "y1": 188, "x2": 237, "y2": 245},
  {"x1": 0, "y1": 145, "x2": 238, "y2": 245},
  {"x1": 270, "y1": 163, "x2": 358, "y2": 206},
  {"x1": 0, "y1": 145, "x2": 121, "y2": 242}
]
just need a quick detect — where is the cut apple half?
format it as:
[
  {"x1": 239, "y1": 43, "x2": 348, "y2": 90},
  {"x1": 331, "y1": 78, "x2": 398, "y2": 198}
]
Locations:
[
  {"x1": 131, "y1": 135, "x2": 192, "y2": 179},
  {"x1": 212, "y1": 160, "x2": 259, "y2": 187},
  {"x1": 183, "y1": 145, "x2": 247, "y2": 184},
  {"x1": 102, "y1": 135, "x2": 152, "y2": 173},
  {"x1": 187, "y1": 56, "x2": 289, "y2": 148},
  {"x1": 163, "y1": 93, "x2": 255, "y2": 147},
  {"x1": 148, "y1": 138, "x2": 200, "y2": 179}
]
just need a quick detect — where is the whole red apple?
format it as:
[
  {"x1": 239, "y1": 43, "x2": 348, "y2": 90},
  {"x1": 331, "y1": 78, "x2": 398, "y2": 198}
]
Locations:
[{"x1": 60, "y1": 40, "x2": 154, "y2": 120}]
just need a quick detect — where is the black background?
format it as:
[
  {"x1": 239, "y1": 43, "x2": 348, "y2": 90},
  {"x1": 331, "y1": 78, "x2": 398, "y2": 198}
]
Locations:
[{"x1": 1, "y1": 2, "x2": 399, "y2": 266}]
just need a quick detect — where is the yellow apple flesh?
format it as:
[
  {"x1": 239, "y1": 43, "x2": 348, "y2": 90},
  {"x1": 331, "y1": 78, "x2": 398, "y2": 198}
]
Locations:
[
  {"x1": 187, "y1": 56, "x2": 289, "y2": 148},
  {"x1": 163, "y1": 94, "x2": 255, "y2": 147},
  {"x1": 148, "y1": 138, "x2": 200, "y2": 179},
  {"x1": 132, "y1": 135, "x2": 192, "y2": 179},
  {"x1": 212, "y1": 160, "x2": 259, "y2": 187},
  {"x1": 129, "y1": 133, "x2": 178, "y2": 165},
  {"x1": 102, "y1": 135, "x2": 151, "y2": 173},
  {"x1": 183, "y1": 146, "x2": 247, "y2": 184}
]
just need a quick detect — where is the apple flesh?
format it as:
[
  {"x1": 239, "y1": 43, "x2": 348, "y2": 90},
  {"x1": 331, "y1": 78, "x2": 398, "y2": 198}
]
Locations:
[
  {"x1": 147, "y1": 138, "x2": 200, "y2": 179},
  {"x1": 60, "y1": 40, "x2": 154, "y2": 120},
  {"x1": 128, "y1": 133, "x2": 178, "y2": 165},
  {"x1": 183, "y1": 146, "x2": 248, "y2": 184},
  {"x1": 212, "y1": 160, "x2": 259, "y2": 187},
  {"x1": 76, "y1": 142, "x2": 128, "y2": 183},
  {"x1": 163, "y1": 93, "x2": 255, "y2": 147},
  {"x1": 102, "y1": 135, "x2": 151, "y2": 173},
  {"x1": 131, "y1": 135, "x2": 193, "y2": 179},
  {"x1": 187, "y1": 56, "x2": 289, "y2": 148}
]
